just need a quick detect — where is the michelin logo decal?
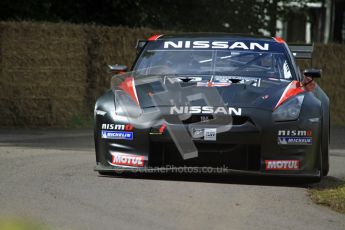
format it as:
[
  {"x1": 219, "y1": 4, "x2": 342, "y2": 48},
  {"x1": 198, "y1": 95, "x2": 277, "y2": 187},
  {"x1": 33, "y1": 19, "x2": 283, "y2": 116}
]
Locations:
[
  {"x1": 101, "y1": 131, "x2": 133, "y2": 140},
  {"x1": 278, "y1": 137, "x2": 312, "y2": 145}
]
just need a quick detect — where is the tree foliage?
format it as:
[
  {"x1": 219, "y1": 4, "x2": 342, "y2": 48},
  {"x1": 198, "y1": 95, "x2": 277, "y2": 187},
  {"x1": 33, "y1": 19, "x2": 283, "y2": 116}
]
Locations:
[{"x1": 0, "y1": 0, "x2": 318, "y2": 35}]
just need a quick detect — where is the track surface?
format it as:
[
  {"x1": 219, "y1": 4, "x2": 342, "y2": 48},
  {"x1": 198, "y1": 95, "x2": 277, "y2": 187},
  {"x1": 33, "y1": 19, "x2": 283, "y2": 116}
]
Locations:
[{"x1": 0, "y1": 128, "x2": 344, "y2": 230}]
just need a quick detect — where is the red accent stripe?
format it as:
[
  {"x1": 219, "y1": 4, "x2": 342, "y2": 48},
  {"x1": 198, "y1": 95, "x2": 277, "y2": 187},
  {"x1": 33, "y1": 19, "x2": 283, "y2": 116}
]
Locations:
[
  {"x1": 273, "y1": 36, "x2": 285, "y2": 43},
  {"x1": 147, "y1": 34, "x2": 163, "y2": 41},
  {"x1": 274, "y1": 80, "x2": 304, "y2": 109},
  {"x1": 119, "y1": 77, "x2": 140, "y2": 106},
  {"x1": 159, "y1": 124, "x2": 167, "y2": 134}
]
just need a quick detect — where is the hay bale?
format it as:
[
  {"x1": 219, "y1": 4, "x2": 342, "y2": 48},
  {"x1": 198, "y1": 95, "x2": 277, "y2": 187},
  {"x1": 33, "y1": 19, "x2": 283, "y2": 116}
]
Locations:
[
  {"x1": 0, "y1": 21, "x2": 166, "y2": 127},
  {"x1": 297, "y1": 44, "x2": 345, "y2": 125},
  {"x1": 0, "y1": 21, "x2": 88, "y2": 126},
  {"x1": 1, "y1": 20, "x2": 343, "y2": 127}
]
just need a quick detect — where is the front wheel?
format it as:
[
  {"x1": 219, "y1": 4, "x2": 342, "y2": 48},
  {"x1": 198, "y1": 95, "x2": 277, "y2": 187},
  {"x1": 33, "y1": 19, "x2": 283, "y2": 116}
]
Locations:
[
  {"x1": 321, "y1": 142, "x2": 329, "y2": 176},
  {"x1": 310, "y1": 145, "x2": 323, "y2": 183},
  {"x1": 321, "y1": 119, "x2": 330, "y2": 176}
]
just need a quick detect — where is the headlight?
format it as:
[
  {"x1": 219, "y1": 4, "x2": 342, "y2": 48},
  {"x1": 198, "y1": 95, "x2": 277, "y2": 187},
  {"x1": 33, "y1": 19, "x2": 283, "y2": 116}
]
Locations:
[
  {"x1": 115, "y1": 90, "x2": 142, "y2": 118},
  {"x1": 273, "y1": 94, "x2": 304, "y2": 121}
]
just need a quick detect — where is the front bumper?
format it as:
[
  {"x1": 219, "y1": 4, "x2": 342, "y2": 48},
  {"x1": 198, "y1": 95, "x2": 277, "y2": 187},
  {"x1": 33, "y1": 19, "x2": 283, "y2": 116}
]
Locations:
[{"x1": 95, "y1": 108, "x2": 322, "y2": 177}]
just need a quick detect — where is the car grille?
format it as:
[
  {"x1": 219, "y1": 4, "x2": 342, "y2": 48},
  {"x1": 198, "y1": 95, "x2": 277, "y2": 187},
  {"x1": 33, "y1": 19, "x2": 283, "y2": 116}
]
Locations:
[
  {"x1": 149, "y1": 142, "x2": 261, "y2": 171},
  {"x1": 165, "y1": 115, "x2": 250, "y2": 126}
]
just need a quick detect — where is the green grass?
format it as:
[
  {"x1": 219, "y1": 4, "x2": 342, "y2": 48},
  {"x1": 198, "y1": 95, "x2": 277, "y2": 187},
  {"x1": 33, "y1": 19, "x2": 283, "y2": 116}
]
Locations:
[
  {"x1": 309, "y1": 177, "x2": 345, "y2": 214},
  {"x1": 0, "y1": 218, "x2": 51, "y2": 230}
]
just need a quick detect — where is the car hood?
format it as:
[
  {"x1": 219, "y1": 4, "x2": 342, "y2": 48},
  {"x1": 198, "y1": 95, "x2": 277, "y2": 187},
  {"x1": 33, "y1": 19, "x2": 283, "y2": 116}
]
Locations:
[
  {"x1": 132, "y1": 77, "x2": 294, "y2": 111},
  {"x1": 114, "y1": 75, "x2": 295, "y2": 111}
]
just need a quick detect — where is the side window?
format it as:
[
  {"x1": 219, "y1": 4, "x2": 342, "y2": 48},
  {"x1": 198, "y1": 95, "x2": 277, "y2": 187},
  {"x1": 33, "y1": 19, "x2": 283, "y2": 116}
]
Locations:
[{"x1": 283, "y1": 60, "x2": 292, "y2": 79}]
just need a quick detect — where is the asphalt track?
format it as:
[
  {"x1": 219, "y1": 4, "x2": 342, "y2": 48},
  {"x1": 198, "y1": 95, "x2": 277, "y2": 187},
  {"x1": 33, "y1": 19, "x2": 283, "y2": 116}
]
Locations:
[{"x1": 0, "y1": 128, "x2": 344, "y2": 230}]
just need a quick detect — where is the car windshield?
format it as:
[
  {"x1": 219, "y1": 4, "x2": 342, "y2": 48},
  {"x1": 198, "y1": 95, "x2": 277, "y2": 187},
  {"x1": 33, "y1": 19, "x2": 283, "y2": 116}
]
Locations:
[{"x1": 134, "y1": 47, "x2": 294, "y2": 80}]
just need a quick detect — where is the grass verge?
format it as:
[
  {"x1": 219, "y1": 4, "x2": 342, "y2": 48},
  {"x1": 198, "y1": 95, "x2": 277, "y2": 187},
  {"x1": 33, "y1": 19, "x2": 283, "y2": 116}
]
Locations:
[
  {"x1": 0, "y1": 218, "x2": 51, "y2": 230},
  {"x1": 309, "y1": 177, "x2": 345, "y2": 214}
]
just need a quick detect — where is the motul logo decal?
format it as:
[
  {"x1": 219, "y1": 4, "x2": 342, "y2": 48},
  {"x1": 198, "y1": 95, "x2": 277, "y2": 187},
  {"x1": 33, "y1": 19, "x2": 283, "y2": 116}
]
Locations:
[
  {"x1": 265, "y1": 160, "x2": 300, "y2": 170},
  {"x1": 110, "y1": 153, "x2": 144, "y2": 167}
]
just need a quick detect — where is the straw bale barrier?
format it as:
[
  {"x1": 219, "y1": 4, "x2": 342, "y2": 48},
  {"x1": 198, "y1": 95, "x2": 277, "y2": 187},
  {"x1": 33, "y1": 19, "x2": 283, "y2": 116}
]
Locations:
[{"x1": 0, "y1": 21, "x2": 344, "y2": 126}]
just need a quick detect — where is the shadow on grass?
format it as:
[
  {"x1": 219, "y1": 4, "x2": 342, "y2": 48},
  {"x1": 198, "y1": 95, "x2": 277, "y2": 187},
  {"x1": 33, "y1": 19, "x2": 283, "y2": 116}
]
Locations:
[{"x1": 308, "y1": 176, "x2": 345, "y2": 189}]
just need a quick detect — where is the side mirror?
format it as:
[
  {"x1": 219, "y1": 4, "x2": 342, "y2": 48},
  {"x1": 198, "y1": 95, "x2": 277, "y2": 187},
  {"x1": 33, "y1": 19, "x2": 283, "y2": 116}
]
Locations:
[
  {"x1": 108, "y1": 64, "x2": 128, "y2": 74},
  {"x1": 303, "y1": 68, "x2": 322, "y2": 78}
]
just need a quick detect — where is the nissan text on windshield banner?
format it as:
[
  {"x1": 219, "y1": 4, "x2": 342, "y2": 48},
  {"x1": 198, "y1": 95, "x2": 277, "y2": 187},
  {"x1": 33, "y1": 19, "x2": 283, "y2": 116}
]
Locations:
[{"x1": 163, "y1": 41, "x2": 270, "y2": 50}]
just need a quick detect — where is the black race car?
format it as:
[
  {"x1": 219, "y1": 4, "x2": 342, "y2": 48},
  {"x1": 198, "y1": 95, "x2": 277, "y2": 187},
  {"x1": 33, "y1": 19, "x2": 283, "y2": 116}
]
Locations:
[{"x1": 94, "y1": 34, "x2": 330, "y2": 182}]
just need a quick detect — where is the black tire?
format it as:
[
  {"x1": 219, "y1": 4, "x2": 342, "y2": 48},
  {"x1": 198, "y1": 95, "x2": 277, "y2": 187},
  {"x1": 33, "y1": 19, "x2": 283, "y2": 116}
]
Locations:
[
  {"x1": 321, "y1": 117, "x2": 330, "y2": 176},
  {"x1": 321, "y1": 146, "x2": 329, "y2": 176},
  {"x1": 303, "y1": 176, "x2": 321, "y2": 184},
  {"x1": 307, "y1": 125, "x2": 327, "y2": 183},
  {"x1": 309, "y1": 144, "x2": 323, "y2": 184}
]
